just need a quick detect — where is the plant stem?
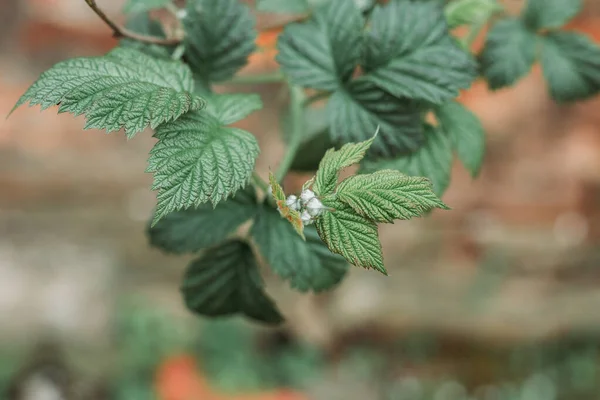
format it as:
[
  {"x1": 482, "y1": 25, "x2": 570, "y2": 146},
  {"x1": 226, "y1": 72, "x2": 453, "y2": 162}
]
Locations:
[
  {"x1": 226, "y1": 71, "x2": 285, "y2": 85},
  {"x1": 461, "y1": 16, "x2": 487, "y2": 49},
  {"x1": 84, "y1": 0, "x2": 181, "y2": 45},
  {"x1": 276, "y1": 84, "x2": 305, "y2": 182},
  {"x1": 252, "y1": 172, "x2": 270, "y2": 193}
]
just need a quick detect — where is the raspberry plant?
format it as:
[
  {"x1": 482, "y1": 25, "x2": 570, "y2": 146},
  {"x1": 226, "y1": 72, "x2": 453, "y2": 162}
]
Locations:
[{"x1": 12, "y1": 0, "x2": 600, "y2": 324}]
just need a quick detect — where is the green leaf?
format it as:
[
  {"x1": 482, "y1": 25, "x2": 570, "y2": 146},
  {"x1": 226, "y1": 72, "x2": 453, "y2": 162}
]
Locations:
[
  {"x1": 313, "y1": 134, "x2": 376, "y2": 196},
  {"x1": 205, "y1": 93, "x2": 263, "y2": 125},
  {"x1": 435, "y1": 100, "x2": 485, "y2": 177},
  {"x1": 148, "y1": 186, "x2": 257, "y2": 254},
  {"x1": 480, "y1": 18, "x2": 538, "y2": 90},
  {"x1": 327, "y1": 78, "x2": 424, "y2": 157},
  {"x1": 335, "y1": 169, "x2": 449, "y2": 223},
  {"x1": 276, "y1": 0, "x2": 364, "y2": 91},
  {"x1": 363, "y1": 0, "x2": 477, "y2": 104},
  {"x1": 182, "y1": 240, "x2": 284, "y2": 324},
  {"x1": 522, "y1": 0, "x2": 582, "y2": 30},
  {"x1": 148, "y1": 110, "x2": 259, "y2": 225},
  {"x1": 540, "y1": 32, "x2": 600, "y2": 102},
  {"x1": 13, "y1": 47, "x2": 204, "y2": 137},
  {"x1": 268, "y1": 172, "x2": 306, "y2": 239},
  {"x1": 252, "y1": 205, "x2": 348, "y2": 292},
  {"x1": 123, "y1": 0, "x2": 169, "y2": 14},
  {"x1": 257, "y1": 0, "x2": 310, "y2": 13},
  {"x1": 184, "y1": 0, "x2": 257, "y2": 83},
  {"x1": 120, "y1": 13, "x2": 174, "y2": 58},
  {"x1": 315, "y1": 198, "x2": 385, "y2": 274},
  {"x1": 444, "y1": 0, "x2": 503, "y2": 29},
  {"x1": 361, "y1": 124, "x2": 453, "y2": 196}
]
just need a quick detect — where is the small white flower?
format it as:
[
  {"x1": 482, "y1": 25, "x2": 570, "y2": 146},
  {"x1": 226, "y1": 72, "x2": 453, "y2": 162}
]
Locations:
[
  {"x1": 285, "y1": 195, "x2": 300, "y2": 211},
  {"x1": 176, "y1": 9, "x2": 188, "y2": 19},
  {"x1": 306, "y1": 197, "x2": 325, "y2": 217},
  {"x1": 300, "y1": 189, "x2": 316, "y2": 205},
  {"x1": 301, "y1": 210, "x2": 313, "y2": 224}
]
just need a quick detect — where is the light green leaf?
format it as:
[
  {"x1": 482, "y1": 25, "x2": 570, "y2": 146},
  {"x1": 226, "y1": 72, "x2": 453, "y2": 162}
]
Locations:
[
  {"x1": 252, "y1": 206, "x2": 348, "y2": 292},
  {"x1": 327, "y1": 78, "x2": 424, "y2": 157},
  {"x1": 335, "y1": 169, "x2": 449, "y2": 223},
  {"x1": 444, "y1": 0, "x2": 503, "y2": 29},
  {"x1": 184, "y1": 0, "x2": 257, "y2": 83},
  {"x1": 315, "y1": 198, "x2": 385, "y2": 274},
  {"x1": 148, "y1": 110, "x2": 259, "y2": 225},
  {"x1": 13, "y1": 47, "x2": 204, "y2": 137},
  {"x1": 522, "y1": 0, "x2": 582, "y2": 30},
  {"x1": 205, "y1": 93, "x2": 264, "y2": 125},
  {"x1": 435, "y1": 100, "x2": 485, "y2": 177},
  {"x1": 480, "y1": 18, "x2": 538, "y2": 90},
  {"x1": 540, "y1": 32, "x2": 600, "y2": 102},
  {"x1": 276, "y1": 0, "x2": 364, "y2": 91},
  {"x1": 313, "y1": 134, "x2": 376, "y2": 196},
  {"x1": 123, "y1": 0, "x2": 169, "y2": 14},
  {"x1": 257, "y1": 0, "x2": 310, "y2": 13},
  {"x1": 363, "y1": 0, "x2": 477, "y2": 104},
  {"x1": 182, "y1": 240, "x2": 284, "y2": 324},
  {"x1": 361, "y1": 124, "x2": 453, "y2": 196},
  {"x1": 148, "y1": 186, "x2": 257, "y2": 254}
]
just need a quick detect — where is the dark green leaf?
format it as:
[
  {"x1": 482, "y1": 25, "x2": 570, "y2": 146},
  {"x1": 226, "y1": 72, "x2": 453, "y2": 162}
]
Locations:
[
  {"x1": 252, "y1": 204, "x2": 348, "y2": 292},
  {"x1": 184, "y1": 0, "x2": 257, "y2": 83},
  {"x1": 363, "y1": 0, "x2": 477, "y2": 104},
  {"x1": 205, "y1": 93, "x2": 264, "y2": 125},
  {"x1": 276, "y1": 0, "x2": 364, "y2": 91},
  {"x1": 286, "y1": 106, "x2": 334, "y2": 172},
  {"x1": 148, "y1": 186, "x2": 257, "y2": 254},
  {"x1": 540, "y1": 32, "x2": 600, "y2": 102},
  {"x1": 435, "y1": 100, "x2": 485, "y2": 177},
  {"x1": 335, "y1": 169, "x2": 449, "y2": 223},
  {"x1": 13, "y1": 47, "x2": 204, "y2": 137},
  {"x1": 327, "y1": 78, "x2": 424, "y2": 157},
  {"x1": 480, "y1": 18, "x2": 538, "y2": 90},
  {"x1": 120, "y1": 13, "x2": 174, "y2": 58},
  {"x1": 182, "y1": 240, "x2": 284, "y2": 324},
  {"x1": 361, "y1": 124, "x2": 453, "y2": 196},
  {"x1": 257, "y1": 0, "x2": 310, "y2": 13},
  {"x1": 148, "y1": 110, "x2": 260, "y2": 224},
  {"x1": 522, "y1": 0, "x2": 582, "y2": 30},
  {"x1": 315, "y1": 198, "x2": 385, "y2": 274}
]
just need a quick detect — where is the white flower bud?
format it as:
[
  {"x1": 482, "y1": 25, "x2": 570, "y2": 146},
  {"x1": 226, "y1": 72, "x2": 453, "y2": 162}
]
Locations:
[
  {"x1": 176, "y1": 9, "x2": 188, "y2": 19},
  {"x1": 300, "y1": 210, "x2": 313, "y2": 224},
  {"x1": 300, "y1": 189, "x2": 316, "y2": 205},
  {"x1": 285, "y1": 195, "x2": 300, "y2": 211},
  {"x1": 306, "y1": 197, "x2": 325, "y2": 217}
]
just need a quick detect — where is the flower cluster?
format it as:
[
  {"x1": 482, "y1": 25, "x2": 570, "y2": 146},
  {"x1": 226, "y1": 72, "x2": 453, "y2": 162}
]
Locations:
[{"x1": 285, "y1": 189, "x2": 327, "y2": 225}]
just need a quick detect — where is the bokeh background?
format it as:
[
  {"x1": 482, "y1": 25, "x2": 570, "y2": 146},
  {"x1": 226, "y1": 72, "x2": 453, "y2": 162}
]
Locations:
[{"x1": 2, "y1": 0, "x2": 600, "y2": 399}]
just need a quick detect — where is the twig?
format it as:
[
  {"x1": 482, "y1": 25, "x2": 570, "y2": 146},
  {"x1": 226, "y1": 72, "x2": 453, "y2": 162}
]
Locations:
[{"x1": 84, "y1": 0, "x2": 181, "y2": 45}]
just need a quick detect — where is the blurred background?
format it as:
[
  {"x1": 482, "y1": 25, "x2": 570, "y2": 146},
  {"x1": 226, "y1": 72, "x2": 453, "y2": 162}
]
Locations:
[{"x1": 2, "y1": 0, "x2": 600, "y2": 399}]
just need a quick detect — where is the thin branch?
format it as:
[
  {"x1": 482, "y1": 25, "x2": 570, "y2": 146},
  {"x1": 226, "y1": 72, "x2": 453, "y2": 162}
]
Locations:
[{"x1": 84, "y1": 0, "x2": 182, "y2": 46}]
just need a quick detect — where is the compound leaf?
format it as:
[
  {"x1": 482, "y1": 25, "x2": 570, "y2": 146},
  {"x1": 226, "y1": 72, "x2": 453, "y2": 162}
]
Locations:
[
  {"x1": 184, "y1": 0, "x2": 257, "y2": 83},
  {"x1": 363, "y1": 0, "x2": 477, "y2": 104},
  {"x1": 13, "y1": 47, "x2": 204, "y2": 137},
  {"x1": 276, "y1": 0, "x2": 364, "y2": 91},
  {"x1": 444, "y1": 0, "x2": 503, "y2": 29},
  {"x1": 522, "y1": 0, "x2": 582, "y2": 30},
  {"x1": 148, "y1": 110, "x2": 259, "y2": 225},
  {"x1": 361, "y1": 124, "x2": 453, "y2": 196},
  {"x1": 257, "y1": 0, "x2": 310, "y2": 13},
  {"x1": 148, "y1": 186, "x2": 258, "y2": 254},
  {"x1": 540, "y1": 32, "x2": 600, "y2": 102},
  {"x1": 315, "y1": 198, "x2": 385, "y2": 274},
  {"x1": 123, "y1": 0, "x2": 170, "y2": 14},
  {"x1": 480, "y1": 18, "x2": 538, "y2": 90},
  {"x1": 182, "y1": 240, "x2": 284, "y2": 324},
  {"x1": 327, "y1": 78, "x2": 424, "y2": 157},
  {"x1": 313, "y1": 135, "x2": 376, "y2": 196},
  {"x1": 205, "y1": 93, "x2": 264, "y2": 125},
  {"x1": 335, "y1": 169, "x2": 449, "y2": 223},
  {"x1": 252, "y1": 206, "x2": 348, "y2": 292},
  {"x1": 435, "y1": 100, "x2": 485, "y2": 177}
]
